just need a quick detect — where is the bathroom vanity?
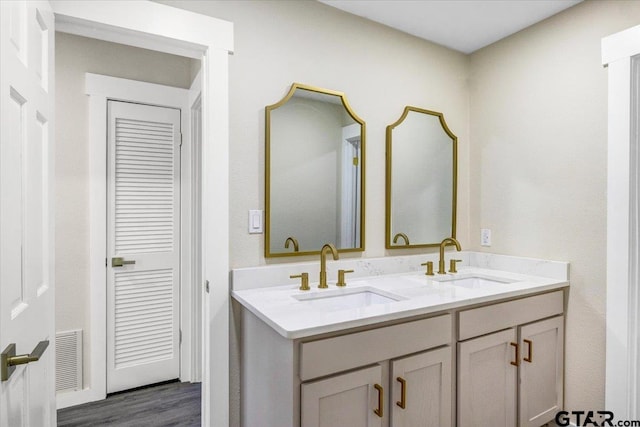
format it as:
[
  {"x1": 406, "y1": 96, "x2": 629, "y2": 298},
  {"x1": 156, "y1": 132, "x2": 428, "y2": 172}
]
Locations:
[{"x1": 232, "y1": 252, "x2": 568, "y2": 427}]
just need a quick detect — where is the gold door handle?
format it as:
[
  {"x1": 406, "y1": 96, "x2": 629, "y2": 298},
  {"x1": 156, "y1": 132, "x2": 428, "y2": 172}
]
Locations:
[
  {"x1": 510, "y1": 342, "x2": 520, "y2": 366},
  {"x1": 524, "y1": 339, "x2": 533, "y2": 363},
  {"x1": 396, "y1": 376, "x2": 407, "y2": 409},
  {"x1": 1, "y1": 340, "x2": 49, "y2": 381},
  {"x1": 112, "y1": 257, "x2": 135, "y2": 267},
  {"x1": 374, "y1": 383, "x2": 384, "y2": 417}
]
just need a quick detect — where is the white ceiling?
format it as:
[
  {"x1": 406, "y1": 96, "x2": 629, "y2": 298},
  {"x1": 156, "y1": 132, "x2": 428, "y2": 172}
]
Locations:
[{"x1": 318, "y1": 0, "x2": 582, "y2": 54}]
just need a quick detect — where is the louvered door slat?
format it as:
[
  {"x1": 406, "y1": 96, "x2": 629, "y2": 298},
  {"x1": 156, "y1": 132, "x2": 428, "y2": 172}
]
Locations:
[{"x1": 107, "y1": 100, "x2": 181, "y2": 394}]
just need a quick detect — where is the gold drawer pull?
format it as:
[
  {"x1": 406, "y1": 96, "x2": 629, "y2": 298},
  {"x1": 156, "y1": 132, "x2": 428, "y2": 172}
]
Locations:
[
  {"x1": 396, "y1": 376, "x2": 407, "y2": 409},
  {"x1": 524, "y1": 339, "x2": 533, "y2": 363},
  {"x1": 374, "y1": 383, "x2": 384, "y2": 417},
  {"x1": 510, "y1": 342, "x2": 519, "y2": 366}
]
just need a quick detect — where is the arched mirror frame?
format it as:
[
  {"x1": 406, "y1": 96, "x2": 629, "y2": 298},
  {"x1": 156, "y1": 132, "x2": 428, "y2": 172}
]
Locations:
[
  {"x1": 265, "y1": 82, "x2": 366, "y2": 257},
  {"x1": 385, "y1": 106, "x2": 458, "y2": 249}
]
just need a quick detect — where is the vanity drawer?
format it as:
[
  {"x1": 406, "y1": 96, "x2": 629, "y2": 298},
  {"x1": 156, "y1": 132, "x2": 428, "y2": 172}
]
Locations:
[
  {"x1": 458, "y1": 290, "x2": 563, "y2": 341},
  {"x1": 299, "y1": 314, "x2": 451, "y2": 381}
]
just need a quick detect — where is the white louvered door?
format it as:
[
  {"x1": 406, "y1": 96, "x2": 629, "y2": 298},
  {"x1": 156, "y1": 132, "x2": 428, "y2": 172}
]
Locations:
[{"x1": 106, "y1": 100, "x2": 181, "y2": 393}]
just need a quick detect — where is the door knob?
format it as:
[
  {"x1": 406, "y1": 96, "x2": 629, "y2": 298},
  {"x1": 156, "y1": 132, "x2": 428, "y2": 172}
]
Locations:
[
  {"x1": 112, "y1": 257, "x2": 136, "y2": 267},
  {"x1": 1, "y1": 340, "x2": 49, "y2": 381}
]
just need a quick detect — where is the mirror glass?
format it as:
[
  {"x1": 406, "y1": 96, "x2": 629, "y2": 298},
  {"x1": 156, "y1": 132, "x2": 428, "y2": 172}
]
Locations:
[
  {"x1": 265, "y1": 83, "x2": 365, "y2": 257},
  {"x1": 386, "y1": 106, "x2": 457, "y2": 248}
]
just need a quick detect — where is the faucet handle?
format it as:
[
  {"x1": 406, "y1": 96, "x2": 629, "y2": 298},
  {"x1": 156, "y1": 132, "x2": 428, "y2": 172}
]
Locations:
[
  {"x1": 336, "y1": 269, "x2": 354, "y2": 287},
  {"x1": 420, "y1": 261, "x2": 435, "y2": 276},
  {"x1": 290, "y1": 273, "x2": 310, "y2": 291},
  {"x1": 449, "y1": 259, "x2": 462, "y2": 274}
]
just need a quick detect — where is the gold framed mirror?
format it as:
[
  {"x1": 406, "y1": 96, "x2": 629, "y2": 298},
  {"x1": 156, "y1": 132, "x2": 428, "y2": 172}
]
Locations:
[
  {"x1": 386, "y1": 106, "x2": 457, "y2": 249},
  {"x1": 265, "y1": 83, "x2": 366, "y2": 257}
]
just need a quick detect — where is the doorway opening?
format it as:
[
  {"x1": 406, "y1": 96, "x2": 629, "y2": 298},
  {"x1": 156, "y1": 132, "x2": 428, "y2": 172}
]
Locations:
[
  {"x1": 51, "y1": 3, "x2": 232, "y2": 425},
  {"x1": 56, "y1": 35, "x2": 203, "y2": 406}
]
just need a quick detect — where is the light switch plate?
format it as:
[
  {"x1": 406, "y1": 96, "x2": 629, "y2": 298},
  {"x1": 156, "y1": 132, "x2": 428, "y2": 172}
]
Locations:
[
  {"x1": 249, "y1": 210, "x2": 263, "y2": 234},
  {"x1": 480, "y1": 228, "x2": 491, "y2": 246}
]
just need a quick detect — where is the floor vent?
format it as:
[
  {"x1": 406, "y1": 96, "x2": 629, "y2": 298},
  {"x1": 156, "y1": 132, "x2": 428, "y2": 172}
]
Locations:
[{"x1": 55, "y1": 329, "x2": 83, "y2": 393}]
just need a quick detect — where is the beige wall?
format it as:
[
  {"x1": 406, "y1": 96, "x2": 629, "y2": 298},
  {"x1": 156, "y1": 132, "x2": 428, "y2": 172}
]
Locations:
[
  {"x1": 469, "y1": 0, "x2": 640, "y2": 414},
  {"x1": 158, "y1": 0, "x2": 472, "y2": 268},
  {"x1": 55, "y1": 32, "x2": 195, "y2": 386}
]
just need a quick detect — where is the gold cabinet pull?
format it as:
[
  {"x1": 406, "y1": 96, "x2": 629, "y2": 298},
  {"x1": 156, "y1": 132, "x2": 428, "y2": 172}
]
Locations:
[
  {"x1": 112, "y1": 257, "x2": 135, "y2": 267},
  {"x1": 524, "y1": 339, "x2": 533, "y2": 363},
  {"x1": 1, "y1": 341, "x2": 49, "y2": 381},
  {"x1": 374, "y1": 383, "x2": 384, "y2": 417},
  {"x1": 396, "y1": 376, "x2": 407, "y2": 409},
  {"x1": 510, "y1": 342, "x2": 519, "y2": 366}
]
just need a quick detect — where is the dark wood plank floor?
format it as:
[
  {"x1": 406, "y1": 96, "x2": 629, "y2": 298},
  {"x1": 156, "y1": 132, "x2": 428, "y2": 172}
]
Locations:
[{"x1": 57, "y1": 381, "x2": 201, "y2": 427}]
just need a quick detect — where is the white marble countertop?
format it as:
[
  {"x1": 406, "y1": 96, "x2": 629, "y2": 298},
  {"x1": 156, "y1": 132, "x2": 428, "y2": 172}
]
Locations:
[{"x1": 232, "y1": 265, "x2": 569, "y2": 339}]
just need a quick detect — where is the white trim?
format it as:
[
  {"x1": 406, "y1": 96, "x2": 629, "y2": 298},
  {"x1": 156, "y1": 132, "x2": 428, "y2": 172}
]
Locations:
[
  {"x1": 56, "y1": 388, "x2": 95, "y2": 410},
  {"x1": 602, "y1": 24, "x2": 640, "y2": 66},
  {"x1": 603, "y1": 24, "x2": 640, "y2": 419},
  {"x1": 52, "y1": 0, "x2": 233, "y2": 59},
  {"x1": 188, "y1": 70, "x2": 203, "y2": 382},
  {"x1": 52, "y1": 3, "x2": 232, "y2": 424}
]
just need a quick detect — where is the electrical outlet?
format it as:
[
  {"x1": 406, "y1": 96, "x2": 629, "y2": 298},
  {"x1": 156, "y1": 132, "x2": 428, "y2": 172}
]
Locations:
[{"x1": 480, "y1": 228, "x2": 491, "y2": 246}]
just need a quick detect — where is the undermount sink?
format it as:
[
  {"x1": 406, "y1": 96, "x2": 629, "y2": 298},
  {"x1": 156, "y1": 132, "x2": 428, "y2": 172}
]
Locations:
[
  {"x1": 293, "y1": 288, "x2": 402, "y2": 311},
  {"x1": 433, "y1": 274, "x2": 516, "y2": 289}
]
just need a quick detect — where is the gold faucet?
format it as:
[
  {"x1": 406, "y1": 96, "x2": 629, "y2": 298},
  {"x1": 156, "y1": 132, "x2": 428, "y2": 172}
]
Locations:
[
  {"x1": 319, "y1": 243, "x2": 339, "y2": 288},
  {"x1": 438, "y1": 237, "x2": 461, "y2": 274},
  {"x1": 284, "y1": 236, "x2": 299, "y2": 252},
  {"x1": 392, "y1": 232, "x2": 410, "y2": 246}
]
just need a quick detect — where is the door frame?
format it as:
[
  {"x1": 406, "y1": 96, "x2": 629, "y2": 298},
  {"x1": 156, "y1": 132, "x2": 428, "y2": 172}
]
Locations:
[
  {"x1": 51, "y1": 2, "x2": 233, "y2": 425},
  {"x1": 603, "y1": 24, "x2": 640, "y2": 418},
  {"x1": 85, "y1": 73, "x2": 192, "y2": 397}
]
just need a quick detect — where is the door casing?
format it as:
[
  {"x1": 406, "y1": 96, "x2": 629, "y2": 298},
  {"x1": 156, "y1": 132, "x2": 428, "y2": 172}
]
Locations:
[{"x1": 51, "y1": 3, "x2": 233, "y2": 425}]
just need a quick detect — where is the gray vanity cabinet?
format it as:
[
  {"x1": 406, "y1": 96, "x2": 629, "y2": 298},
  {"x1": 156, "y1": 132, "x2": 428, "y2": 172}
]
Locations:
[
  {"x1": 301, "y1": 346, "x2": 452, "y2": 427},
  {"x1": 240, "y1": 309, "x2": 452, "y2": 427},
  {"x1": 240, "y1": 289, "x2": 565, "y2": 427},
  {"x1": 456, "y1": 291, "x2": 565, "y2": 427}
]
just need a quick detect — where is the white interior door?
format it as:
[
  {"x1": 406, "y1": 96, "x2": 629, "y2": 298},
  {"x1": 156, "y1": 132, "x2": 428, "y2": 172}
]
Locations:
[
  {"x1": 106, "y1": 100, "x2": 181, "y2": 393},
  {"x1": 0, "y1": 0, "x2": 56, "y2": 425}
]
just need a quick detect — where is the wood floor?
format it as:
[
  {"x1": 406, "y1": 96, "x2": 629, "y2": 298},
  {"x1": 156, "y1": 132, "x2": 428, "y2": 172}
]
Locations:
[{"x1": 57, "y1": 381, "x2": 201, "y2": 427}]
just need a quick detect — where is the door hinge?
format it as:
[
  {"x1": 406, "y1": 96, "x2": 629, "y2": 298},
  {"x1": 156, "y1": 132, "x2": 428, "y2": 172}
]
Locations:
[
  {"x1": 205, "y1": 280, "x2": 210, "y2": 293},
  {"x1": 105, "y1": 258, "x2": 107, "y2": 267},
  {"x1": 179, "y1": 329, "x2": 182, "y2": 344},
  {"x1": 353, "y1": 157, "x2": 359, "y2": 166},
  {"x1": 179, "y1": 133, "x2": 183, "y2": 147}
]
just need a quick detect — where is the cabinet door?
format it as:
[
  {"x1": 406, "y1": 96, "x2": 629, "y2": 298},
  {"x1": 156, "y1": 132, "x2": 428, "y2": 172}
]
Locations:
[
  {"x1": 458, "y1": 328, "x2": 517, "y2": 427},
  {"x1": 519, "y1": 316, "x2": 564, "y2": 427},
  {"x1": 391, "y1": 347, "x2": 452, "y2": 427},
  {"x1": 301, "y1": 365, "x2": 383, "y2": 427}
]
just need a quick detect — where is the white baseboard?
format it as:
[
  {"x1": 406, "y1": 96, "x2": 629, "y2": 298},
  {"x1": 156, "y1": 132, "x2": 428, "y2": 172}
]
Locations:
[{"x1": 56, "y1": 388, "x2": 104, "y2": 410}]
